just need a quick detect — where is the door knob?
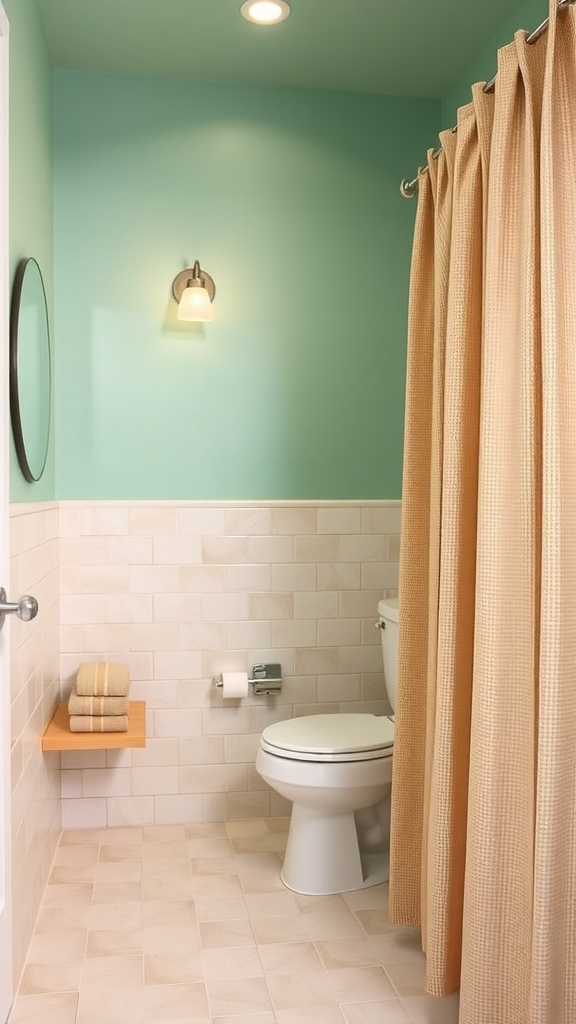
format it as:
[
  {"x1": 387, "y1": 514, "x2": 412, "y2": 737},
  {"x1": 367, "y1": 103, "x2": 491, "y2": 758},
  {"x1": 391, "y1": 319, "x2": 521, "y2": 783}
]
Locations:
[{"x1": 0, "y1": 587, "x2": 38, "y2": 631}]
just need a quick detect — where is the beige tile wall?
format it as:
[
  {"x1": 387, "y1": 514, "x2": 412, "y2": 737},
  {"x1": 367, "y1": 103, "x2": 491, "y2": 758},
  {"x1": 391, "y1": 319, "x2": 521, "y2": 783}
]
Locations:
[
  {"x1": 9, "y1": 501, "x2": 61, "y2": 989},
  {"x1": 59, "y1": 501, "x2": 400, "y2": 831}
]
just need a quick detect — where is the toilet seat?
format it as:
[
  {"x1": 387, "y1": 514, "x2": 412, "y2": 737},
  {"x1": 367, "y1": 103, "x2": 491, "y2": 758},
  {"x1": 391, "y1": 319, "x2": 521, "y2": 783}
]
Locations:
[{"x1": 260, "y1": 713, "x2": 394, "y2": 763}]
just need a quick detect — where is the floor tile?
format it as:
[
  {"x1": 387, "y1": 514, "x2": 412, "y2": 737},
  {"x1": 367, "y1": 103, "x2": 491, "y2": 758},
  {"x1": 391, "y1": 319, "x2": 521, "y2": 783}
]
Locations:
[
  {"x1": 206, "y1": 975, "x2": 272, "y2": 1016},
  {"x1": 8, "y1": 819, "x2": 440, "y2": 1024},
  {"x1": 7, "y1": 992, "x2": 78, "y2": 1024}
]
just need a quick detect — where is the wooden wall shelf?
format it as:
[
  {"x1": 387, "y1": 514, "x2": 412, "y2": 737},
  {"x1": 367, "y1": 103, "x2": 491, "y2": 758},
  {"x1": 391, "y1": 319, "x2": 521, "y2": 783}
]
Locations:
[{"x1": 42, "y1": 701, "x2": 146, "y2": 751}]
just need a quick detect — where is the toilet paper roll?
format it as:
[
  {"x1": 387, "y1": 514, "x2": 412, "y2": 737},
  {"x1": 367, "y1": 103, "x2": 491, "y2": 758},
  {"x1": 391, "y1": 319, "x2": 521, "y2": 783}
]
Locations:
[{"x1": 221, "y1": 671, "x2": 249, "y2": 698}]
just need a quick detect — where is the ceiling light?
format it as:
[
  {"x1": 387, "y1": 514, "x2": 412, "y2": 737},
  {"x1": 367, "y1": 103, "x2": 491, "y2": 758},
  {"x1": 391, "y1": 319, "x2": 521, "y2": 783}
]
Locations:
[{"x1": 240, "y1": 1, "x2": 291, "y2": 25}]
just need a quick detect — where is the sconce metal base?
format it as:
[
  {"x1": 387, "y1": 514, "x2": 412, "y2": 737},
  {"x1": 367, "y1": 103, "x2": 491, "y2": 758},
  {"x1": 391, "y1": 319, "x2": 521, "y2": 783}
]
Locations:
[{"x1": 172, "y1": 266, "x2": 216, "y2": 303}]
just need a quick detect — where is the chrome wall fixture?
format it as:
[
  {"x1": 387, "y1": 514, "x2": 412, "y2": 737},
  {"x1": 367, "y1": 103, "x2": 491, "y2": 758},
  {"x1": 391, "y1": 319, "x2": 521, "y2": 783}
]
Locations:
[{"x1": 213, "y1": 663, "x2": 283, "y2": 696}]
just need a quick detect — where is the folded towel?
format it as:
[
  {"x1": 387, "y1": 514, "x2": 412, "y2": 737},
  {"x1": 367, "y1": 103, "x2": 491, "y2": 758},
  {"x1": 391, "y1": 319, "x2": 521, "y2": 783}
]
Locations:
[
  {"x1": 68, "y1": 690, "x2": 129, "y2": 716},
  {"x1": 76, "y1": 662, "x2": 130, "y2": 697},
  {"x1": 69, "y1": 714, "x2": 129, "y2": 733}
]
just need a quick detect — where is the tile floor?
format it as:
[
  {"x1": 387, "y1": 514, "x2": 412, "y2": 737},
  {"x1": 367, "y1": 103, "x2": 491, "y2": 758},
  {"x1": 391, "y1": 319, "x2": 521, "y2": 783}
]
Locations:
[{"x1": 8, "y1": 819, "x2": 459, "y2": 1024}]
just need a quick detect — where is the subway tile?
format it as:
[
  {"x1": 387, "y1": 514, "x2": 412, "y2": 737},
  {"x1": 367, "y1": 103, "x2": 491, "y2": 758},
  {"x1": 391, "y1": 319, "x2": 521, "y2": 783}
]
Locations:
[
  {"x1": 271, "y1": 563, "x2": 317, "y2": 592},
  {"x1": 61, "y1": 771, "x2": 82, "y2": 799},
  {"x1": 61, "y1": 595, "x2": 107, "y2": 625},
  {"x1": 225, "y1": 792, "x2": 271, "y2": 820},
  {"x1": 107, "y1": 797, "x2": 155, "y2": 828},
  {"x1": 180, "y1": 564, "x2": 225, "y2": 592},
  {"x1": 80, "y1": 623, "x2": 131, "y2": 652},
  {"x1": 60, "y1": 537, "x2": 106, "y2": 566},
  {"x1": 61, "y1": 799, "x2": 107, "y2": 830},
  {"x1": 81, "y1": 507, "x2": 129, "y2": 537},
  {"x1": 317, "y1": 674, "x2": 362, "y2": 703},
  {"x1": 387, "y1": 533, "x2": 401, "y2": 561},
  {"x1": 339, "y1": 645, "x2": 383, "y2": 675},
  {"x1": 129, "y1": 564, "x2": 180, "y2": 594},
  {"x1": 131, "y1": 766, "x2": 180, "y2": 797},
  {"x1": 226, "y1": 563, "x2": 271, "y2": 593},
  {"x1": 154, "y1": 794, "x2": 203, "y2": 825},
  {"x1": 178, "y1": 507, "x2": 226, "y2": 536},
  {"x1": 79, "y1": 565, "x2": 130, "y2": 593},
  {"x1": 154, "y1": 648, "x2": 202, "y2": 680},
  {"x1": 153, "y1": 708, "x2": 202, "y2": 738},
  {"x1": 106, "y1": 536, "x2": 153, "y2": 565},
  {"x1": 179, "y1": 735, "x2": 225, "y2": 765},
  {"x1": 153, "y1": 593, "x2": 202, "y2": 623},
  {"x1": 82, "y1": 769, "x2": 131, "y2": 799},
  {"x1": 224, "y1": 508, "x2": 272, "y2": 536},
  {"x1": 294, "y1": 535, "x2": 339, "y2": 563},
  {"x1": 179, "y1": 621, "x2": 225, "y2": 651},
  {"x1": 317, "y1": 562, "x2": 361, "y2": 590},
  {"x1": 362, "y1": 560, "x2": 399, "y2": 591},
  {"x1": 225, "y1": 620, "x2": 272, "y2": 651},
  {"x1": 271, "y1": 506, "x2": 317, "y2": 535},
  {"x1": 202, "y1": 536, "x2": 248, "y2": 564},
  {"x1": 128, "y1": 506, "x2": 178, "y2": 535},
  {"x1": 201, "y1": 707, "x2": 253, "y2": 736},
  {"x1": 317, "y1": 507, "x2": 362, "y2": 534},
  {"x1": 180, "y1": 764, "x2": 249, "y2": 794},
  {"x1": 340, "y1": 590, "x2": 386, "y2": 618},
  {"x1": 295, "y1": 647, "x2": 339, "y2": 675},
  {"x1": 318, "y1": 618, "x2": 361, "y2": 647},
  {"x1": 361, "y1": 504, "x2": 402, "y2": 534},
  {"x1": 131, "y1": 680, "x2": 178, "y2": 709},
  {"x1": 202, "y1": 592, "x2": 250, "y2": 620},
  {"x1": 106, "y1": 594, "x2": 153, "y2": 623},
  {"x1": 272, "y1": 620, "x2": 317, "y2": 648},
  {"x1": 294, "y1": 591, "x2": 339, "y2": 619},
  {"x1": 153, "y1": 536, "x2": 202, "y2": 564},
  {"x1": 248, "y1": 592, "x2": 293, "y2": 620},
  {"x1": 177, "y1": 679, "x2": 214, "y2": 709},
  {"x1": 247, "y1": 536, "x2": 294, "y2": 564},
  {"x1": 129, "y1": 623, "x2": 178, "y2": 652}
]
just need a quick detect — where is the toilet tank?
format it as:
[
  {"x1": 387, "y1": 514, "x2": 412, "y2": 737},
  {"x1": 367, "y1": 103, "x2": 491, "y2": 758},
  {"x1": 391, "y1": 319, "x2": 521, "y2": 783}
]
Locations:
[{"x1": 378, "y1": 597, "x2": 399, "y2": 713}]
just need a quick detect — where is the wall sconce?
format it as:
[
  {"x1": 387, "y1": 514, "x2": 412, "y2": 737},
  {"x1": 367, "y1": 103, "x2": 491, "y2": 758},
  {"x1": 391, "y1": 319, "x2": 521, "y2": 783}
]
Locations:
[{"x1": 172, "y1": 260, "x2": 216, "y2": 322}]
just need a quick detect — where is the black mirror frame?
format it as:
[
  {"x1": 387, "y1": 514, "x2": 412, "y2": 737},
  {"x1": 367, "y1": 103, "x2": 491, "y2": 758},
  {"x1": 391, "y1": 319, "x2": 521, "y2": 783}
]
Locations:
[{"x1": 9, "y1": 257, "x2": 52, "y2": 483}]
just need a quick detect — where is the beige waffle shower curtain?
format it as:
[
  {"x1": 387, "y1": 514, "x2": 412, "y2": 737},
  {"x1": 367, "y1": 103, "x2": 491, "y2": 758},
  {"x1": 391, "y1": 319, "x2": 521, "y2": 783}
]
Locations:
[{"x1": 389, "y1": 2, "x2": 576, "y2": 1022}]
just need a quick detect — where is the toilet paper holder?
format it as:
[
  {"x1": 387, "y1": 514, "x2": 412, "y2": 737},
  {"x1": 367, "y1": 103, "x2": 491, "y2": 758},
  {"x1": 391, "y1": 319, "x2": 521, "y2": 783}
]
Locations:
[{"x1": 214, "y1": 663, "x2": 283, "y2": 696}]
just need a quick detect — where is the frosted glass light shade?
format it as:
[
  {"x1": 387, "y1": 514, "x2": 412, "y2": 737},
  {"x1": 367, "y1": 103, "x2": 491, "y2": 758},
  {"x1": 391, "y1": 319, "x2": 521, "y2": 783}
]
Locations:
[{"x1": 177, "y1": 284, "x2": 215, "y2": 322}]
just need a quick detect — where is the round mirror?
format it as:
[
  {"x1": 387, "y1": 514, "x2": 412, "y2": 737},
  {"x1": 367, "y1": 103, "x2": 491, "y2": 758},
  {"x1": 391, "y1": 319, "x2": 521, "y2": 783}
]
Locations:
[{"x1": 9, "y1": 257, "x2": 52, "y2": 483}]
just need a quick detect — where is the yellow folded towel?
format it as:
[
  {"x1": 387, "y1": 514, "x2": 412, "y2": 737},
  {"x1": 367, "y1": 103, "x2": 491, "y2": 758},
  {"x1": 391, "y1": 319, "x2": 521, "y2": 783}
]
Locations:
[
  {"x1": 68, "y1": 691, "x2": 129, "y2": 716},
  {"x1": 76, "y1": 662, "x2": 130, "y2": 697},
  {"x1": 69, "y1": 714, "x2": 129, "y2": 733}
]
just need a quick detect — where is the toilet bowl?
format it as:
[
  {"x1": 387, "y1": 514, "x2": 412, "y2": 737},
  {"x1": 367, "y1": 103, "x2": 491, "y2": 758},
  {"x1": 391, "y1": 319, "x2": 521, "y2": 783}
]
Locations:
[
  {"x1": 255, "y1": 597, "x2": 399, "y2": 896},
  {"x1": 256, "y1": 714, "x2": 394, "y2": 895}
]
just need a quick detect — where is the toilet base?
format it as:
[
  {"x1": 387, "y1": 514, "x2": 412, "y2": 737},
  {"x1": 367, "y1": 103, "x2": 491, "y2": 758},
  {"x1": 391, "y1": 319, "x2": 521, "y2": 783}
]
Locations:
[{"x1": 280, "y1": 801, "x2": 388, "y2": 896}]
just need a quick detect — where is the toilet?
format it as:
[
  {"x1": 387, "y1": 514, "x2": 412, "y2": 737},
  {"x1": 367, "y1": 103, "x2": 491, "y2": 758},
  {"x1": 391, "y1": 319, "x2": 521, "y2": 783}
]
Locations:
[{"x1": 255, "y1": 596, "x2": 399, "y2": 895}]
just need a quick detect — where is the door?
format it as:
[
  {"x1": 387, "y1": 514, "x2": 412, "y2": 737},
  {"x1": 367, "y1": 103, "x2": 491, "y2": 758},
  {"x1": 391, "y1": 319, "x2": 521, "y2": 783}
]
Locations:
[{"x1": 0, "y1": 5, "x2": 10, "y2": 1021}]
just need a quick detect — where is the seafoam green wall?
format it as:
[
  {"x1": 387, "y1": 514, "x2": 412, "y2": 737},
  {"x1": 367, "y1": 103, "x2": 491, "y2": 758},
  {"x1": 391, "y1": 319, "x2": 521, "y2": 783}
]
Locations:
[
  {"x1": 5, "y1": 0, "x2": 55, "y2": 502},
  {"x1": 54, "y1": 73, "x2": 439, "y2": 500}
]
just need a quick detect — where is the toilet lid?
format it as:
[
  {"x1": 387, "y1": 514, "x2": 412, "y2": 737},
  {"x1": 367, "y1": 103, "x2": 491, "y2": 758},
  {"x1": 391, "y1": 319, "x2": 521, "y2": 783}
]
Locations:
[{"x1": 260, "y1": 713, "x2": 394, "y2": 762}]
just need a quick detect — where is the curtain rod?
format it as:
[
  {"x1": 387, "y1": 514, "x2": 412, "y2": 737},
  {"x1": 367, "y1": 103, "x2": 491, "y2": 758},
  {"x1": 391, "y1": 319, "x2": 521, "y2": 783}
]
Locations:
[{"x1": 399, "y1": 0, "x2": 576, "y2": 198}]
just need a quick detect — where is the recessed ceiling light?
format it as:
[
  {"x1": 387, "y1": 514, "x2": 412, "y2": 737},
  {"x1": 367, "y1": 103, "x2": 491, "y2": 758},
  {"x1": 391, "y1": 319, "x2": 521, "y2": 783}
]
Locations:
[{"x1": 240, "y1": 1, "x2": 291, "y2": 25}]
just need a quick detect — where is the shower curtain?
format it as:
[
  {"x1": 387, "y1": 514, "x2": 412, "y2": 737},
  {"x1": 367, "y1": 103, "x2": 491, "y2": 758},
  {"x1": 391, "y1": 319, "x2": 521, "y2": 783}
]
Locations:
[{"x1": 389, "y1": 2, "x2": 576, "y2": 1023}]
